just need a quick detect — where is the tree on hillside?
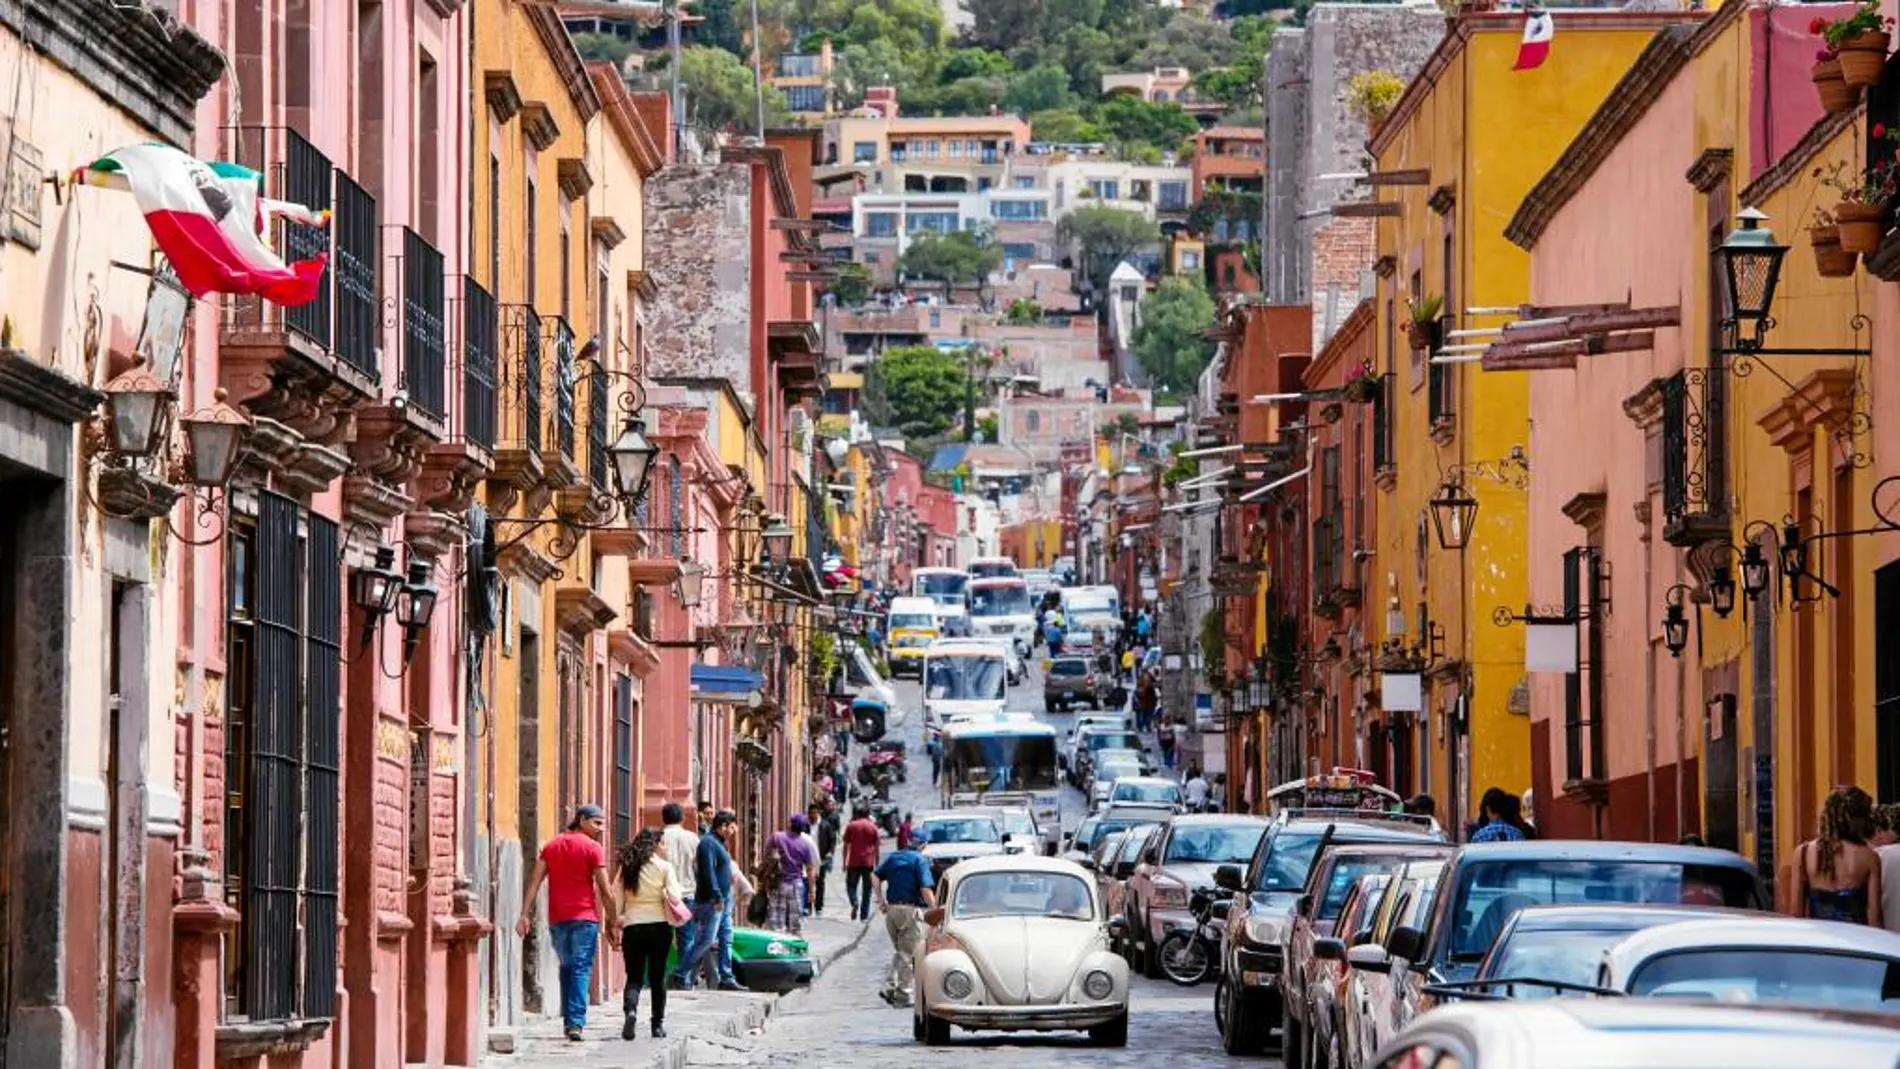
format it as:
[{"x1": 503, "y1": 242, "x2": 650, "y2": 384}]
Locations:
[
  {"x1": 1003, "y1": 64, "x2": 1076, "y2": 114},
  {"x1": 694, "y1": 0, "x2": 748, "y2": 57},
  {"x1": 1194, "y1": 16, "x2": 1271, "y2": 110},
  {"x1": 572, "y1": 33, "x2": 634, "y2": 66},
  {"x1": 830, "y1": 39, "x2": 920, "y2": 107},
  {"x1": 1133, "y1": 276, "x2": 1217, "y2": 393},
  {"x1": 803, "y1": 0, "x2": 948, "y2": 52},
  {"x1": 673, "y1": 46, "x2": 791, "y2": 132},
  {"x1": 966, "y1": 0, "x2": 1048, "y2": 52},
  {"x1": 865, "y1": 345, "x2": 968, "y2": 438},
  {"x1": 1096, "y1": 95, "x2": 1199, "y2": 153},
  {"x1": 1059, "y1": 204, "x2": 1159, "y2": 291},
  {"x1": 1128, "y1": 12, "x2": 1243, "y2": 70},
  {"x1": 900, "y1": 228, "x2": 1003, "y2": 288},
  {"x1": 1029, "y1": 107, "x2": 1105, "y2": 143}
]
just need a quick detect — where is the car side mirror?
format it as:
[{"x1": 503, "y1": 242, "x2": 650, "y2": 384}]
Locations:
[
  {"x1": 924, "y1": 907, "x2": 946, "y2": 927},
  {"x1": 1078, "y1": 856, "x2": 1097, "y2": 871},
  {"x1": 1115, "y1": 862, "x2": 1137, "y2": 879},
  {"x1": 1346, "y1": 944, "x2": 1391, "y2": 974},
  {"x1": 1142, "y1": 846, "x2": 1160, "y2": 865},
  {"x1": 1213, "y1": 864, "x2": 1243, "y2": 892},
  {"x1": 1386, "y1": 925, "x2": 1425, "y2": 962},
  {"x1": 1313, "y1": 937, "x2": 1346, "y2": 962},
  {"x1": 1002, "y1": 833, "x2": 1013, "y2": 843},
  {"x1": 1295, "y1": 893, "x2": 1313, "y2": 917},
  {"x1": 1106, "y1": 915, "x2": 1127, "y2": 936}
]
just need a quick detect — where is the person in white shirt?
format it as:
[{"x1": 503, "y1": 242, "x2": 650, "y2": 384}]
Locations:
[
  {"x1": 1184, "y1": 766, "x2": 1210, "y2": 812},
  {"x1": 1874, "y1": 804, "x2": 1900, "y2": 935},
  {"x1": 798, "y1": 821, "x2": 821, "y2": 916},
  {"x1": 659, "y1": 802, "x2": 699, "y2": 980}
]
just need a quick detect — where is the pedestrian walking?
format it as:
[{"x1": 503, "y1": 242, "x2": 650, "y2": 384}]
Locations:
[
  {"x1": 764, "y1": 814, "x2": 818, "y2": 934},
  {"x1": 1789, "y1": 784, "x2": 1883, "y2": 926},
  {"x1": 1404, "y1": 794, "x2": 1438, "y2": 819},
  {"x1": 814, "y1": 805, "x2": 840, "y2": 915},
  {"x1": 614, "y1": 828, "x2": 684, "y2": 1041},
  {"x1": 1157, "y1": 716, "x2": 1177, "y2": 770},
  {"x1": 723, "y1": 855, "x2": 752, "y2": 981},
  {"x1": 658, "y1": 803, "x2": 699, "y2": 985},
  {"x1": 1183, "y1": 766, "x2": 1209, "y2": 812},
  {"x1": 874, "y1": 831, "x2": 938, "y2": 1007},
  {"x1": 1468, "y1": 787, "x2": 1530, "y2": 843},
  {"x1": 842, "y1": 805, "x2": 881, "y2": 921},
  {"x1": 798, "y1": 815, "x2": 822, "y2": 916},
  {"x1": 897, "y1": 811, "x2": 915, "y2": 851},
  {"x1": 1134, "y1": 668, "x2": 1159, "y2": 733},
  {"x1": 671, "y1": 809, "x2": 739, "y2": 990},
  {"x1": 926, "y1": 734, "x2": 944, "y2": 786},
  {"x1": 516, "y1": 804, "x2": 618, "y2": 1041}
]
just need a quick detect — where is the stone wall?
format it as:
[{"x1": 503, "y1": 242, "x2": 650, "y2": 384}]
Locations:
[
  {"x1": 644, "y1": 162, "x2": 756, "y2": 393},
  {"x1": 1265, "y1": 29, "x2": 1310, "y2": 307}
]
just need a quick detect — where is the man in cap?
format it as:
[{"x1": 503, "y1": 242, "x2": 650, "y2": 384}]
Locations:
[{"x1": 516, "y1": 804, "x2": 617, "y2": 1041}]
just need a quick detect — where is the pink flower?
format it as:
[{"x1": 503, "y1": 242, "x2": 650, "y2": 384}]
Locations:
[
  {"x1": 1878, "y1": 123, "x2": 1889, "y2": 139},
  {"x1": 1811, "y1": 16, "x2": 1828, "y2": 34}
]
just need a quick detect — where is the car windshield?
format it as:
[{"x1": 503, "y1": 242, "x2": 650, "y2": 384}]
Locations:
[
  {"x1": 945, "y1": 734, "x2": 1059, "y2": 792},
  {"x1": 1086, "y1": 733, "x2": 1143, "y2": 753},
  {"x1": 1320, "y1": 857, "x2": 1413, "y2": 918},
  {"x1": 1258, "y1": 833, "x2": 1323, "y2": 892},
  {"x1": 891, "y1": 613, "x2": 935, "y2": 630},
  {"x1": 1071, "y1": 818, "x2": 1102, "y2": 851},
  {"x1": 927, "y1": 657, "x2": 1007, "y2": 700},
  {"x1": 952, "y1": 871, "x2": 1093, "y2": 920},
  {"x1": 1113, "y1": 781, "x2": 1181, "y2": 804},
  {"x1": 995, "y1": 811, "x2": 1036, "y2": 837},
  {"x1": 916, "y1": 573, "x2": 968, "y2": 600},
  {"x1": 970, "y1": 586, "x2": 1031, "y2": 616},
  {"x1": 1050, "y1": 659, "x2": 1089, "y2": 678},
  {"x1": 1627, "y1": 949, "x2": 1900, "y2": 1010},
  {"x1": 1484, "y1": 928, "x2": 1639, "y2": 997},
  {"x1": 1450, "y1": 861, "x2": 1760, "y2": 961},
  {"x1": 1096, "y1": 761, "x2": 1141, "y2": 783},
  {"x1": 919, "y1": 818, "x2": 1001, "y2": 844},
  {"x1": 1166, "y1": 824, "x2": 1266, "y2": 865}
]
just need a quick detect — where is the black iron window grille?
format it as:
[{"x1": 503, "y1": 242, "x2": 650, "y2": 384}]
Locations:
[
  {"x1": 668, "y1": 455, "x2": 684, "y2": 558},
  {"x1": 549, "y1": 316, "x2": 577, "y2": 459},
  {"x1": 1312, "y1": 514, "x2": 1339, "y2": 598},
  {"x1": 1373, "y1": 372, "x2": 1394, "y2": 472},
  {"x1": 587, "y1": 363, "x2": 609, "y2": 492},
  {"x1": 281, "y1": 130, "x2": 333, "y2": 348},
  {"x1": 1427, "y1": 357, "x2": 1456, "y2": 426},
  {"x1": 1875, "y1": 561, "x2": 1900, "y2": 802},
  {"x1": 224, "y1": 492, "x2": 341, "y2": 1022},
  {"x1": 1561, "y1": 546, "x2": 1605, "y2": 786},
  {"x1": 333, "y1": 173, "x2": 379, "y2": 377},
  {"x1": 399, "y1": 228, "x2": 446, "y2": 419},
  {"x1": 613, "y1": 674, "x2": 635, "y2": 848},
  {"x1": 1659, "y1": 366, "x2": 1728, "y2": 545},
  {"x1": 500, "y1": 306, "x2": 543, "y2": 451},
  {"x1": 462, "y1": 279, "x2": 499, "y2": 451}
]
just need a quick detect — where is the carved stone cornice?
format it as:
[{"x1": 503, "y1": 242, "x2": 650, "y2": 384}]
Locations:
[
  {"x1": 499, "y1": 540, "x2": 560, "y2": 585},
  {"x1": 283, "y1": 442, "x2": 352, "y2": 497},
  {"x1": 555, "y1": 486, "x2": 613, "y2": 526},
  {"x1": 555, "y1": 586, "x2": 617, "y2": 637},
  {"x1": 1560, "y1": 491, "x2": 1608, "y2": 531},
  {"x1": 1685, "y1": 148, "x2": 1733, "y2": 193},
  {"x1": 557, "y1": 157, "x2": 594, "y2": 201},
  {"x1": 1757, "y1": 368, "x2": 1857, "y2": 454},
  {"x1": 1622, "y1": 376, "x2": 1667, "y2": 432},
  {"x1": 3, "y1": 0, "x2": 225, "y2": 149},
  {"x1": 403, "y1": 510, "x2": 464, "y2": 562},
  {"x1": 485, "y1": 70, "x2": 523, "y2": 123},
  {"x1": 607, "y1": 627, "x2": 662, "y2": 678},
  {"x1": 95, "y1": 465, "x2": 182, "y2": 520},
  {"x1": 591, "y1": 217, "x2": 627, "y2": 250},
  {"x1": 237, "y1": 416, "x2": 301, "y2": 482},
  {"x1": 341, "y1": 473, "x2": 413, "y2": 533},
  {"x1": 420, "y1": 0, "x2": 464, "y2": 18},
  {"x1": 590, "y1": 526, "x2": 651, "y2": 560},
  {"x1": 488, "y1": 445, "x2": 546, "y2": 515},
  {"x1": 521, "y1": 102, "x2": 561, "y2": 152},
  {"x1": 419, "y1": 441, "x2": 492, "y2": 515},
  {"x1": 351, "y1": 404, "x2": 437, "y2": 490},
  {"x1": 0, "y1": 348, "x2": 104, "y2": 423},
  {"x1": 541, "y1": 448, "x2": 583, "y2": 490}
]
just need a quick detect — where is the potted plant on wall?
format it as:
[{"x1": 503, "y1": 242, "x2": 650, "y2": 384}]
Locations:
[
  {"x1": 1406, "y1": 295, "x2": 1443, "y2": 351},
  {"x1": 1809, "y1": 207, "x2": 1859, "y2": 276},
  {"x1": 1815, "y1": 3, "x2": 1895, "y2": 89},
  {"x1": 1347, "y1": 70, "x2": 1407, "y2": 137},
  {"x1": 1342, "y1": 359, "x2": 1381, "y2": 402},
  {"x1": 1812, "y1": 47, "x2": 1858, "y2": 113},
  {"x1": 1817, "y1": 129, "x2": 1900, "y2": 254}
]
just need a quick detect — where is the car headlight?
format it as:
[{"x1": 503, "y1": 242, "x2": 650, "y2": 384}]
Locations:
[
  {"x1": 943, "y1": 969, "x2": 975, "y2": 1000},
  {"x1": 1243, "y1": 915, "x2": 1287, "y2": 947},
  {"x1": 767, "y1": 941, "x2": 791, "y2": 956},
  {"x1": 1083, "y1": 969, "x2": 1114, "y2": 1000},
  {"x1": 1152, "y1": 878, "x2": 1188, "y2": 909}
]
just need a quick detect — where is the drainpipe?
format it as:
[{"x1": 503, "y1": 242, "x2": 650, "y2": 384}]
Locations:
[{"x1": 1639, "y1": 501, "x2": 1657, "y2": 843}]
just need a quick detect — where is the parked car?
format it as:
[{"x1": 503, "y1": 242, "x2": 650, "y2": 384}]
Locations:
[
  {"x1": 1367, "y1": 998, "x2": 1900, "y2": 1069},
  {"x1": 1281, "y1": 843, "x2": 1454, "y2": 1067},
  {"x1": 1364, "y1": 840, "x2": 1765, "y2": 1049},
  {"x1": 1599, "y1": 915, "x2": 1900, "y2": 1008},
  {"x1": 1105, "y1": 775, "x2": 1184, "y2": 812},
  {"x1": 1303, "y1": 872, "x2": 1393, "y2": 1069},
  {"x1": 1066, "y1": 712, "x2": 1131, "y2": 743},
  {"x1": 1461, "y1": 904, "x2": 1749, "y2": 1001},
  {"x1": 1123, "y1": 815, "x2": 1269, "y2": 980},
  {"x1": 967, "y1": 805, "x2": 1041, "y2": 856},
  {"x1": 1338, "y1": 856, "x2": 1447, "y2": 1069},
  {"x1": 911, "y1": 811, "x2": 1010, "y2": 882},
  {"x1": 1087, "y1": 753, "x2": 1146, "y2": 810},
  {"x1": 912, "y1": 856, "x2": 1130, "y2": 1047},
  {"x1": 1215, "y1": 811, "x2": 1448, "y2": 1056},
  {"x1": 1096, "y1": 825, "x2": 1160, "y2": 942},
  {"x1": 1044, "y1": 655, "x2": 1102, "y2": 712},
  {"x1": 1063, "y1": 815, "x2": 1109, "y2": 867},
  {"x1": 1071, "y1": 728, "x2": 1150, "y2": 788}
]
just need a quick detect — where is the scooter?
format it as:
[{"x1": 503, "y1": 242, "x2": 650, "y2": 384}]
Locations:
[{"x1": 1155, "y1": 885, "x2": 1233, "y2": 987}]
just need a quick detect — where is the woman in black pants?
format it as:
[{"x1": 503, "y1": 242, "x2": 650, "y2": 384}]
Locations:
[{"x1": 617, "y1": 828, "x2": 684, "y2": 1040}]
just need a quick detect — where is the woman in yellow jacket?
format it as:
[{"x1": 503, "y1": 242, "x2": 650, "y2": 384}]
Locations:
[{"x1": 616, "y1": 827, "x2": 684, "y2": 1040}]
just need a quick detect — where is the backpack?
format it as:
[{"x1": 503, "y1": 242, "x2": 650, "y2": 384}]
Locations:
[{"x1": 766, "y1": 832, "x2": 803, "y2": 885}]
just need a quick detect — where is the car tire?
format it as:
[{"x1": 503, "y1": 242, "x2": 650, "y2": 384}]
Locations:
[
  {"x1": 912, "y1": 1003, "x2": 925, "y2": 1043},
  {"x1": 1140, "y1": 924, "x2": 1163, "y2": 980},
  {"x1": 1088, "y1": 1010, "x2": 1129, "y2": 1047},
  {"x1": 1283, "y1": 1007, "x2": 1304, "y2": 1068},
  {"x1": 923, "y1": 1007, "x2": 951, "y2": 1047},
  {"x1": 1213, "y1": 976, "x2": 1229, "y2": 1036},
  {"x1": 1220, "y1": 980, "x2": 1270, "y2": 1056}
]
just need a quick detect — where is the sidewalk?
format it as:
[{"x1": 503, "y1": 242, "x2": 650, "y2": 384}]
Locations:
[{"x1": 480, "y1": 913, "x2": 870, "y2": 1069}]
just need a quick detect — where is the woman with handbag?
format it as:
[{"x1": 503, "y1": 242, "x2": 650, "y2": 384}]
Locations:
[{"x1": 617, "y1": 828, "x2": 690, "y2": 1040}]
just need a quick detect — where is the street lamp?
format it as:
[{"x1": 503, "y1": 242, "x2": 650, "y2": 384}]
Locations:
[
  {"x1": 350, "y1": 544, "x2": 406, "y2": 625},
  {"x1": 1707, "y1": 564, "x2": 1737, "y2": 619},
  {"x1": 761, "y1": 513, "x2": 795, "y2": 569},
  {"x1": 609, "y1": 415, "x2": 660, "y2": 502},
  {"x1": 1662, "y1": 584, "x2": 1692, "y2": 659},
  {"x1": 1715, "y1": 207, "x2": 1787, "y2": 352},
  {"x1": 1429, "y1": 480, "x2": 1478, "y2": 552},
  {"x1": 179, "y1": 388, "x2": 253, "y2": 488},
  {"x1": 1738, "y1": 537, "x2": 1772, "y2": 601},
  {"x1": 1778, "y1": 519, "x2": 1808, "y2": 583},
  {"x1": 676, "y1": 559, "x2": 706, "y2": 608},
  {"x1": 100, "y1": 357, "x2": 171, "y2": 458},
  {"x1": 396, "y1": 560, "x2": 439, "y2": 662}
]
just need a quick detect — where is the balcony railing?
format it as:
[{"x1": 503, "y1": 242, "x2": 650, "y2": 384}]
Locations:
[
  {"x1": 499, "y1": 305, "x2": 543, "y2": 451},
  {"x1": 333, "y1": 174, "x2": 379, "y2": 377},
  {"x1": 1372, "y1": 372, "x2": 1394, "y2": 472},
  {"x1": 222, "y1": 126, "x2": 333, "y2": 351},
  {"x1": 1427, "y1": 356, "x2": 1455, "y2": 427},
  {"x1": 399, "y1": 228, "x2": 446, "y2": 420},
  {"x1": 1312, "y1": 514, "x2": 1341, "y2": 600},
  {"x1": 587, "y1": 364, "x2": 608, "y2": 493},
  {"x1": 1659, "y1": 366, "x2": 1728, "y2": 545},
  {"x1": 548, "y1": 316, "x2": 577, "y2": 461},
  {"x1": 461, "y1": 278, "x2": 498, "y2": 451}
]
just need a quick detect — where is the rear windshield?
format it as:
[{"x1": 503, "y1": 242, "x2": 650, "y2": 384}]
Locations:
[
  {"x1": 1626, "y1": 949, "x2": 1900, "y2": 1009},
  {"x1": 1165, "y1": 823, "x2": 1267, "y2": 865},
  {"x1": 1070, "y1": 818, "x2": 1102, "y2": 851},
  {"x1": 1086, "y1": 732, "x2": 1143, "y2": 752},
  {"x1": 1050, "y1": 659, "x2": 1089, "y2": 677},
  {"x1": 1114, "y1": 780, "x2": 1182, "y2": 805},
  {"x1": 1320, "y1": 856, "x2": 1414, "y2": 918},
  {"x1": 1449, "y1": 860, "x2": 1759, "y2": 961}
]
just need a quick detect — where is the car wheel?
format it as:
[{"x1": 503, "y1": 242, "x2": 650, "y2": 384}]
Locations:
[
  {"x1": 1220, "y1": 980, "x2": 1270, "y2": 1056},
  {"x1": 922, "y1": 1007, "x2": 951, "y2": 1046},
  {"x1": 913, "y1": 1002, "x2": 926, "y2": 1043},
  {"x1": 1213, "y1": 977, "x2": 1228, "y2": 1036},
  {"x1": 1283, "y1": 1007, "x2": 1304, "y2": 1068},
  {"x1": 1088, "y1": 1010, "x2": 1129, "y2": 1047}
]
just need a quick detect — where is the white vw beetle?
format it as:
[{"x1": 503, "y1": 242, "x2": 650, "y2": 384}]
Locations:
[{"x1": 912, "y1": 855, "x2": 1131, "y2": 1047}]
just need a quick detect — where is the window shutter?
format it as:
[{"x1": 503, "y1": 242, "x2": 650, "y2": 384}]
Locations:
[
  {"x1": 303, "y1": 512, "x2": 342, "y2": 1018},
  {"x1": 248, "y1": 492, "x2": 303, "y2": 1020}
]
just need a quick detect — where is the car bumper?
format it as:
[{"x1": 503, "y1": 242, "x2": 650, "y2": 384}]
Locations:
[
  {"x1": 1147, "y1": 907, "x2": 1190, "y2": 945},
  {"x1": 1233, "y1": 944, "x2": 1283, "y2": 989},
  {"x1": 927, "y1": 1001, "x2": 1125, "y2": 1031},
  {"x1": 733, "y1": 958, "x2": 816, "y2": 994},
  {"x1": 1044, "y1": 686, "x2": 1092, "y2": 703}
]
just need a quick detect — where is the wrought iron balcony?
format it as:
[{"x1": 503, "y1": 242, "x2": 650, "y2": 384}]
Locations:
[
  {"x1": 221, "y1": 126, "x2": 335, "y2": 356},
  {"x1": 398, "y1": 228, "x2": 446, "y2": 421},
  {"x1": 587, "y1": 361, "x2": 609, "y2": 494},
  {"x1": 333, "y1": 173, "x2": 379, "y2": 379},
  {"x1": 544, "y1": 315, "x2": 580, "y2": 487},
  {"x1": 1659, "y1": 367, "x2": 1729, "y2": 546},
  {"x1": 460, "y1": 279, "x2": 498, "y2": 452}
]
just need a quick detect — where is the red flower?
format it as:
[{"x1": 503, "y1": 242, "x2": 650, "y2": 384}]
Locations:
[
  {"x1": 1879, "y1": 123, "x2": 1889, "y2": 139},
  {"x1": 1811, "y1": 16, "x2": 1828, "y2": 33}
]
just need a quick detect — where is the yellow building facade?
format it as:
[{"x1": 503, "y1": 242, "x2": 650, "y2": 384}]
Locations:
[{"x1": 1369, "y1": 11, "x2": 1699, "y2": 831}]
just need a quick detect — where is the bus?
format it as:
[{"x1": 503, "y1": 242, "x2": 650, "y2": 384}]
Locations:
[
  {"x1": 941, "y1": 715, "x2": 1062, "y2": 854},
  {"x1": 1265, "y1": 768, "x2": 1404, "y2": 816},
  {"x1": 921, "y1": 639, "x2": 1009, "y2": 738},
  {"x1": 967, "y1": 576, "x2": 1036, "y2": 655},
  {"x1": 967, "y1": 556, "x2": 1019, "y2": 580},
  {"x1": 912, "y1": 567, "x2": 970, "y2": 626}
]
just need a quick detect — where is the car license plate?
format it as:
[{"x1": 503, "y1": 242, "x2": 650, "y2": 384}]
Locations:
[{"x1": 1063, "y1": 690, "x2": 1077, "y2": 699}]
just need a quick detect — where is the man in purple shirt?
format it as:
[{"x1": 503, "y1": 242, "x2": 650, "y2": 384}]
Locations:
[{"x1": 765, "y1": 813, "x2": 818, "y2": 934}]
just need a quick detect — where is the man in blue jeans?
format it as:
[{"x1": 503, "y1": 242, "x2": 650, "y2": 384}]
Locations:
[
  {"x1": 674, "y1": 810, "x2": 745, "y2": 990},
  {"x1": 516, "y1": 804, "x2": 618, "y2": 1041}
]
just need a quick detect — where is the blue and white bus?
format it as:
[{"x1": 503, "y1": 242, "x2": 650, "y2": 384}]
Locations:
[{"x1": 940, "y1": 714, "x2": 1061, "y2": 855}]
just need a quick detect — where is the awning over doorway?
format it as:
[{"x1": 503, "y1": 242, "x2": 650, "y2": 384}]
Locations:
[{"x1": 690, "y1": 664, "x2": 763, "y2": 705}]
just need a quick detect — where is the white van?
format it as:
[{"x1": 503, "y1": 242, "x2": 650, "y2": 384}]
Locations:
[{"x1": 967, "y1": 576, "x2": 1036, "y2": 656}]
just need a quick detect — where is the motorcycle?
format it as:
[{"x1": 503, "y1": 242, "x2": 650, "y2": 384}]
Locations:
[
  {"x1": 852, "y1": 786, "x2": 900, "y2": 837},
  {"x1": 859, "y1": 740, "x2": 907, "y2": 784},
  {"x1": 1155, "y1": 885, "x2": 1232, "y2": 987}
]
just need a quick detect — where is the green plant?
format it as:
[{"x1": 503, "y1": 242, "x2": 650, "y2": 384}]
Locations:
[
  {"x1": 1199, "y1": 608, "x2": 1227, "y2": 688},
  {"x1": 1813, "y1": 2, "x2": 1893, "y2": 50},
  {"x1": 1408, "y1": 294, "x2": 1444, "y2": 324},
  {"x1": 1346, "y1": 70, "x2": 1406, "y2": 126},
  {"x1": 1005, "y1": 297, "x2": 1044, "y2": 324},
  {"x1": 1815, "y1": 126, "x2": 1900, "y2": 204},
  {"x1": 810, "y1": 630, "x2": 842, "y2": 685}
]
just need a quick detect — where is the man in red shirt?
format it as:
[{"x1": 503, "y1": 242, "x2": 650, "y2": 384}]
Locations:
[
  {"x1": 517, "y1": 804, "x2": 618, "y2": 1040},
  {"x1": 841, "y1": 805, "x2": 882, "y2": 922}
]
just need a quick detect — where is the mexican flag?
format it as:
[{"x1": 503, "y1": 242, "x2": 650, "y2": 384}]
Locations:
[{"x1": 75, "y1": 144, "x2": 330, "y2": 306}]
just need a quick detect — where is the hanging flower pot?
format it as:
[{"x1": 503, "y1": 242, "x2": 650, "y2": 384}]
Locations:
[
  {"x1": 1811, "y1": 224, "x2": 1859, "y2": 277},
  {"x1": 1837, "y1": 30, "x2": 1891, "y2": 86},
  {"x1": 1407, "y1": 319, "x2": 1437, "y2": 351},
  {"x1": 1814, "y1": 56, "x2": 1858, "y2": 112},
  {"x1": 1836, "y1": 201, "x2": 1887, "y2": 253}
]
